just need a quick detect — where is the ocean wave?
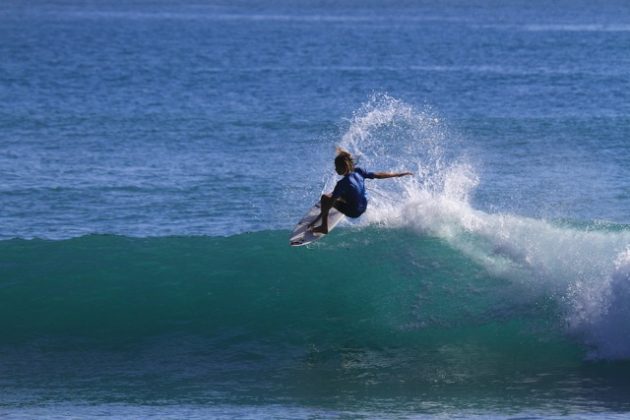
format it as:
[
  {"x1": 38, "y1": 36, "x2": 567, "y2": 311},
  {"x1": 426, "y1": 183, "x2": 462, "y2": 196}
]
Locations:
[
  {"x1": 0, "y1": 230, "x2": 533, "y2": 344},
  {"x1": 2, "y1": 227, "x2": 630, "y2": 406},
  {"x1": 2, "y1": 96, "x2": 629, "y2": 363},
  {"x1": 331, "y1": 94, "x2": 630, "y2": 360}
]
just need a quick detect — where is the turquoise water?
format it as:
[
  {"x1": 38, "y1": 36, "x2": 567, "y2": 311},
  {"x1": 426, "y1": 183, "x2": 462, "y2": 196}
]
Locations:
[
  {"x1": 2, "y1": 0, "x2": 630, "y2": 417},
  {"x1": 3, "y1": 231, "x2": 630, "y2": 416}
]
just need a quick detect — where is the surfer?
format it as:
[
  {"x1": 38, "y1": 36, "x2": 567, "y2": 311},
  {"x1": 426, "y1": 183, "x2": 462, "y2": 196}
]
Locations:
[{"x1": 310, "y1": 149, "x2": 413, "y2": 234}]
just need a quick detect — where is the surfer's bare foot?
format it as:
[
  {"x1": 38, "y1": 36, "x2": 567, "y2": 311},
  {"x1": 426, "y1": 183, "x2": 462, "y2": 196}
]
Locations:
[{"x1": 311, "y1": 225, "x2": 328, "y2": 234}]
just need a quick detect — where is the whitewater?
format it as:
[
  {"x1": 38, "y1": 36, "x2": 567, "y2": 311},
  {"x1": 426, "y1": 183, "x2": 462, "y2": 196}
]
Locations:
[{"x1": 319, "y1": 96, "x2": 630, "y2": 361}]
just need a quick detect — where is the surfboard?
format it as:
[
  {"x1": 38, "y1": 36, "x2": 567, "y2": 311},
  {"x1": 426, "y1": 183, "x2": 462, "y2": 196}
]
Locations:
[{"x1": 289, "y1": 202, "x2": 345, "y2": 246}]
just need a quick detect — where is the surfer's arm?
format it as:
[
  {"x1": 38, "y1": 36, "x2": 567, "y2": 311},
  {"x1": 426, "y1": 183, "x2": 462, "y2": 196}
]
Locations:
[{"x1": 373, "y1": 171, "x2": 413, "y2": 179}]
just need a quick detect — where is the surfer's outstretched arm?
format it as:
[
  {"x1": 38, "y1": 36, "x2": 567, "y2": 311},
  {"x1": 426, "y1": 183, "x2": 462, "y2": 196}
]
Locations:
[{"x1": 373, "y1": 171, "x2": 413, "y2": 179}]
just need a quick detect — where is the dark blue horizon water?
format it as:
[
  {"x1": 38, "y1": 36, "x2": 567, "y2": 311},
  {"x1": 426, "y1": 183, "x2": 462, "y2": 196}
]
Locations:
[
  {"x1": 2, "y1": 0, "x2": 630, "y2": 417},
  {"x1": 2, "y1": 0, "x2": 630, "y2": 239}
]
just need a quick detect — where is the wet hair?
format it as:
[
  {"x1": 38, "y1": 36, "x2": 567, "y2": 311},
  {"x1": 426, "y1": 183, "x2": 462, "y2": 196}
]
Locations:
[{"x1": 334, "y1": 148, "x2": 354, "y2": 174}]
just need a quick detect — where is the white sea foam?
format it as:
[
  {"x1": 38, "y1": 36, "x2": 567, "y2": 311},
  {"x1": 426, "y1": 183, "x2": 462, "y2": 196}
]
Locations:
[{"x1": 332, "y1": 95, "x2": 630, "y2": 359}]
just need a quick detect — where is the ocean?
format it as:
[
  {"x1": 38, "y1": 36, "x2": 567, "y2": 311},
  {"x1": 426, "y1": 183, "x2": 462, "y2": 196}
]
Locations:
[{"x1": 2, "y1": 0, "x2": 630, "y2": 418}]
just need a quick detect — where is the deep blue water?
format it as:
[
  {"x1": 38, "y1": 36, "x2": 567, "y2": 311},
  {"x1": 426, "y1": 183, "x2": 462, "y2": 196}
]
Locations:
[{"x1": 2, "y1": 0, "x2": 630, "y2": 417}]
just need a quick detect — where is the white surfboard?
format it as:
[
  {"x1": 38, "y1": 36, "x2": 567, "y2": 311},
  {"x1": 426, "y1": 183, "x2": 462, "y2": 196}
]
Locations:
[{"x1": 289, "y1": 202, "x2": 345, "y2": 246}]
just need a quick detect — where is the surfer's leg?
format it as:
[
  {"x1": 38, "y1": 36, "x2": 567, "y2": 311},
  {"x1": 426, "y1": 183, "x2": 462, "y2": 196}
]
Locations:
[
  {"x1": 332, "y1": 198, "x2": 350, "y2": 216},
  {"x1": 309, "y1": 213, "x2": 322, "y2": 227},
  {"x1": 311, "y1": 194, "x2": 334, "y2": 234}
]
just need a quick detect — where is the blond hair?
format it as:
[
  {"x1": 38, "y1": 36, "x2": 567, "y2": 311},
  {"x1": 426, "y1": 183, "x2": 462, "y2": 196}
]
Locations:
[{"x1": 334, "y1": 147, "x2": 354, "y2": 174}]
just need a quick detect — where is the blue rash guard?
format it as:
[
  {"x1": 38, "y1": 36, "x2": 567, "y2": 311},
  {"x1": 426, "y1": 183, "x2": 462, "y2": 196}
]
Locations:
[{"x1": 331, "y1": 167, "x2": 375, "y2": 218}]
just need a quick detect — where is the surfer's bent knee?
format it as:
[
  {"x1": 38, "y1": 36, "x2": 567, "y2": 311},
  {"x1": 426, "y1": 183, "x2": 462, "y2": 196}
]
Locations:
[{"x1": 320, "y1": 194, "x2": 334, "y2": 206}]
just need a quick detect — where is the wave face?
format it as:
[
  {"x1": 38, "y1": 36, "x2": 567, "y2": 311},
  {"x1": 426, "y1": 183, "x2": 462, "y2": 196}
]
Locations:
[
  {"x1": 1, "y1": 231, "x2": 561, "y2": 346},
  {"x1": 2, "y1": 230, "x2": 630, "y2": 410}
]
